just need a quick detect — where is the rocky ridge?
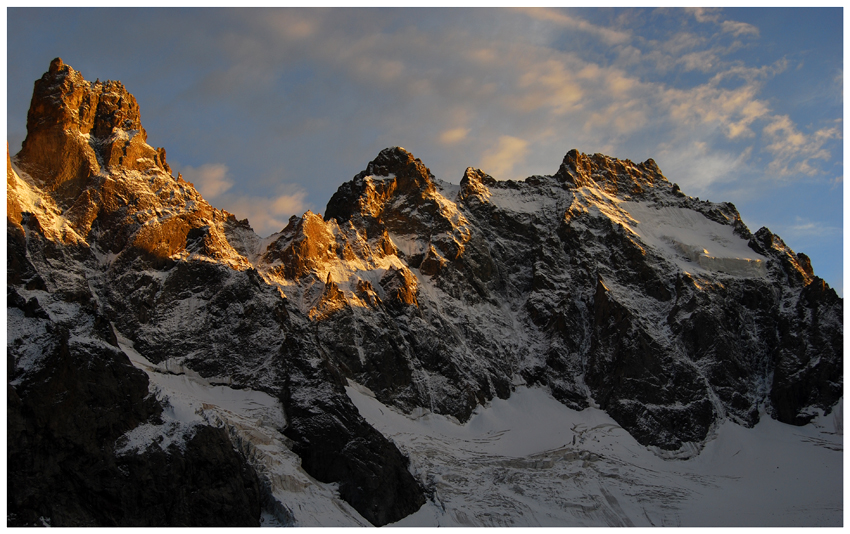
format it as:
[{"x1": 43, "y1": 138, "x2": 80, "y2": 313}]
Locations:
[{"x1": 7, "y1": 59, "x2": 843, "y2": 526}]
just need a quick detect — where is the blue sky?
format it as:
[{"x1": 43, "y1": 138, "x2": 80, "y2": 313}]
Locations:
[{"x1": 6, "y1": 7, "x2": 844, "y2": 294}]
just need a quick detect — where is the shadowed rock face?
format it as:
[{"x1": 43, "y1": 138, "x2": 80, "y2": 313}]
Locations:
[
  {"x1": 7, "y1": 271, "x2": 263, "y2": 527},
  {"x1": 7, "y1": 59, "x2": 842, "y2": 526}
]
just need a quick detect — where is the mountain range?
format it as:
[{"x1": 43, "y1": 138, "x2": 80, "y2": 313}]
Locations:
[{"x1": 7, "y1": 58, "x2": 843, "y2": 527}]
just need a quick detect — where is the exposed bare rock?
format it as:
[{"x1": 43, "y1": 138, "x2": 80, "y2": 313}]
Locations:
[
  {"x1": 17, "y1": 58, "x2": 170, "y2": 208},
  {"x1": 263, "y1": 211, "x2": 339, "y2": 279},
  {"x1": 379, "y1": 266, "x2": 419, "y2": 309}
]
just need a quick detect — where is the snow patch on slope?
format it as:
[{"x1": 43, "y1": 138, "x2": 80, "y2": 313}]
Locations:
[
  {"x1": 488, "y1": 185, "x2": 561, "y2": 214},
  {"x1": 7, "y1": 161, "x2": 87, "y2": 245},
  {"x1": 620, "y1": 201, "x2": 767, "y2": 277},
  {"x1": 7, "y1": 307, "x2": 58, "y2": 385},
  {"x1": 116, "y1": 332, "x2": 370, "y2": 526}
]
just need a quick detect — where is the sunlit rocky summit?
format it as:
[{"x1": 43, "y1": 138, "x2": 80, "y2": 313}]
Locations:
[{"x1": 8, "y1": 59, "x2": 843, "y2": 527}]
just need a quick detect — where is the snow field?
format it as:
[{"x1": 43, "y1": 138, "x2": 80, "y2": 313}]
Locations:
[
  {"x1": 619, "y1": 201, "x2": 767, "y2": 278},
  {"x1": 346, "y1": 382, "x2": 842, "y2": 527}
]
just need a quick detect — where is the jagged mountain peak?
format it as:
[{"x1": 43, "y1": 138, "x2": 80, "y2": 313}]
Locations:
[
  {"x1": 362, "y1": 146, "x2": 435, "y2": 190},
  {"x1": 9, "y1": 60, "x2": 254, "y2": 272},
  {"x1": 32, "y1": 57, "x2": 143, "y2": 138},
  {"x1": 364, "y1": 146, "x2": 427, "y2": 178},
  {"x1": 324, "y1": 146, "x2": 438, "y2": 228},
  {"x1": 459, "y1": 167, "x2": 496, "y2": 201},
  {"x1": 18, "y1": 59, "x2": 171, "y2": 199},
  {"x1": 555, "y1": 148, "x2": 667, "y2": 194}
]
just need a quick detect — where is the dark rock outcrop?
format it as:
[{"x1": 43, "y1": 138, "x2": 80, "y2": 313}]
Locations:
[{"x1": 7, "y1": 275, "x2": 263, "y2": 527}]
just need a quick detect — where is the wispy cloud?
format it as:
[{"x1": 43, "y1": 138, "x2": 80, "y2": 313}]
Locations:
[
  {"x1": 655, "y1": 140, "x2": 753, "y2": 194},
  {"x1": 656, "y1": 59, "x2": 794, "y2": 146},
  {"x1": 174, "y1": 161, "x2": 310, "y2": 236},
  {"x1": 7, "y1": 7, "x2": 841, "y2": 268},
  {"x1": 686, "y1": 7, "x2": 758, "y2": 38},
  {"x1": 439, "y1": 127, "x2": 470, "y2": 145},
  {"x1": 685, "y1": 7, "x2": 722, "y2": 24},
  {"x1": 783, "y1": 216, "x2": 841, "y2": 238},
  {"x1": 762, "y1": 116, "x2": 842, "y2": 176},
  {"x1": 179, "y1": 163, "x2": 233, "y2": 199},
  {"x1": 176, "y1": 7, "x2": 837, "y2": 195},
  {"x1": 721, "y1": 20, "x2": 759, "y2": 38},
  {"x1": 514, "y1": 7, "x2": 631, "y2": 45},
  {"x1": 479, "y1": 136, "x2": 530, "y2": 180},
  {"x1": 513, "y1": 58, "x2": 584, "y2": 115}
]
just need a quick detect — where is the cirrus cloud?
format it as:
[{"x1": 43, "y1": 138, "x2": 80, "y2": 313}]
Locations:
[
  {"x1": 178, "y1": 163, "x2": 233, "y2": 199},
  {"x1": 762, "y1": 116, "x2": 842, "y2": 176},
  {"x1": 6, "y1": 7, "x2": 841, "y2": 291},
  {"x1": 479, "y1": 135, "x2": 530, "y2": 180},
  {"x1": 439, "y1": 127, "x2": 470, "y2": 145},
  {"x1": 515, "y1": 7, "x2": 631, "y2": 45},
  {"x1": 173, "y1": 161, "x2": 311, "y2": 236},
  {"x1": 224, "y1": 188, "x2": 311, "y2": 237}
]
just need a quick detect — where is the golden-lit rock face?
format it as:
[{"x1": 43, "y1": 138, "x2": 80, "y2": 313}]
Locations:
[
  {"x1": 379, "y1": 267, "x2": 418, "y2": 308},
  {"x1": 556, "y1": 148, "x2": 664, "y2": 195},
  {"x1": 263, "y1": 211, "x2": 340, "y2": 280},
  {"x1": 17, "y1": 58, "x2": 170, "y2": 202},
  {"x1": 321, "y1": 146, "x2": 477, "y2": 283},
  {"x1": 7, "y1": 146, "x2": 23, "y2": 225},
  {"x1": 458, "y1": 167, "x2": 495, "y2": 202},
  {"x1": 259, "y1": 208, "x2": 421, "y2": 313},
  {"x1": 8, "y1": 58, "x2": 247, "y2": 267},
  {"x1": 309, "y1": 274, "x2": 349, "y2": 321}
]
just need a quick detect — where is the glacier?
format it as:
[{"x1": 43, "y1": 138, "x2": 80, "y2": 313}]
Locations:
[{"x1": 348, "y1": 383, "x2": 841, "y2": 527}]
